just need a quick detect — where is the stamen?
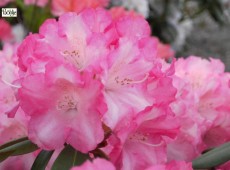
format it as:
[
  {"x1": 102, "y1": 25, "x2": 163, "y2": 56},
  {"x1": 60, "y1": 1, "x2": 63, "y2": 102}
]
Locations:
[
  {"x1": 129, "y1": 132, "x2": 163, "y2": 147},
  {"x1": 60, "y1": 50, "x2": 82, "y2": 69},
  {"x1": 114, "y1": 73, "x2": 149, "y2": 86},
  {"x1": 56, "y1": 94, "x2": 78, "y2": 111},
  {"x1": 1, "y1": 78, "x2": 21, "y2": 88},
  {"x1": 139, "y1": 140, "x2": 163, "y2": 147}
]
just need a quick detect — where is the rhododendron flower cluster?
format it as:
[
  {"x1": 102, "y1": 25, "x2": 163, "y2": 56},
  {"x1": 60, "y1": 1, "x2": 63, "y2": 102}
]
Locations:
[
  {"x1": 17, "y1": 7, "x2": 178, "y2": 159},
  {"x1": 13, "y1": 7, "x2": 180, "y2": 169},
  {"x1": 0, "y1": 7, "x2": 230, "y2": 170},
  {"x1": 0, "y1": 43, "x2": 34, "y2": 169},
  {"x1": 168, "y1": 57, "x2": 230, "y2": 162}
]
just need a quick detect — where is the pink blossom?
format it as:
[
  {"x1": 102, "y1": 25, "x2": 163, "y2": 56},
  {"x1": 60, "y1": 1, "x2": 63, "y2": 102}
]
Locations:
[
  {"x1": 104, "y1": 105, "x2": 179, "y2": 170},
  {"x1": 109, "y1": 7, "x2": 174, "y2": 61},
  {"x1": 18, "y1": 9, "x2": 111, "y2": 75},
  {"x1": 114, "y1": 15, "x2": 151, "y2": 41},
  {"x1": 17, "y1": 8, "x2": 180, "y2": 166},
  {"x1": 101, "y1": 38, "x2": 157, "y2": 129},
  {"x1": 18, "y1": 62, "x2": 105, "y2": 152},
  {"x1": 0, "y1": 43, "x2": 22, "y2": 119},
  {"x1": 0, "y1": 43, "x2": 19, "y2": 84},
  {"x1": 0, "y1": 19, "x2": 13, "y2": 42},
  {"x1": 145, "y1": 161, "x2": 193, "y2": 170},
  {"x1": 168, "y1": 56, "x2": 230, "y2": 161},
  {"x1": 71, "y1": 158, "x2": 116, "y2": 170},
  {"x1": 0, "y1": 43, "x2": 28, "y2": 144},
  {"x1": 17, "y1": 9, "x2": 115, "y2": 152},
  {"x1": 0, "y1": 107, "x2": 28, "y2": 145},
  {"x1": 100, "y1": 15, "x2": 160, "y2": 129},
  {"x1": 51, "y1": 0, "x2": 109, "y2": 16},
  {"x1": 218, "y1": 161, "x2": 230, "y2": 170}
]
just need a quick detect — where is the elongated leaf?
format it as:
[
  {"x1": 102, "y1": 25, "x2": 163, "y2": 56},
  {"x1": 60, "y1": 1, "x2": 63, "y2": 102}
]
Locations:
[
  {"x1": 0, "y1": 138, "x2": 39, "y2": 163},
  {"x1": 193, "y1": 142, "x2": 230, "y2": 169},
  {"x1": 51, "y1": 145, "x2": 89, "y2": 170},
  {"x1": 0, "y1": 137, "x2": 28, "y2": 150},
  {"x1": 31, "y1": 150, "x2": 54, "y2": 170},
  {"x1": 0, "y1": 140, "x2": 38, "y2": 155},
  {"x1": 0, "y1": 150, "x2": 15, "y2": 162}
]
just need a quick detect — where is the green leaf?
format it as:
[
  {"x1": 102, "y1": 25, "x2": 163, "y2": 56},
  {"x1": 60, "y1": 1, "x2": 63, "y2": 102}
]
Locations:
[
  {"x1": 0, "y1": 150, "x2": 15, "y2": 162},
  {"x1": 15, "y1": 0, "x2": 26, "y2": 10},
  {"x1": 192, "y1": 142, "x2": 230, "y2": 169},
  {"x1": 0, "y1": 137, "x2": 28, "y2": 150},
  {"x1": 51, "y1": 145, "x2": 90, "y2": 170},
  {"x1": 0, "y1": 137, "x2": 39, "y2": 163},
  {"x1": 31, "y1": 150, "x2": 54, "y2": 170},
  {"x1": 22, "y1": 4, "x2": 53, "y2": 33}
]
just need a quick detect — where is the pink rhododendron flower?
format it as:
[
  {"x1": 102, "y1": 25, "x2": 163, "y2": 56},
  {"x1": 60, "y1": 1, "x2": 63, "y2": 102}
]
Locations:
[
  {"x1": 108, "y1": 8, "x2": 174, "y2": 60},
  {"x1": 100, "y1": 13, "x2": 163, "y2": 130},
  {"x1": 0, "y1": 43, "x2": 28, "y2": 144},
  {"x1": 104, "y1": 105, "x2": 179, "y2": 170},
  {"x1": 0, "y1": 43, "x2": 19, "y2": 83},
  {"x1": 17, "y1": 8, "x2": 180, "y2": 166},
  {"x1": 51, "y1": 0, "x2": 109, "y2": 16},
  {"x1": 168, "y1": 56, "x2": 230, "y2": 161},
  {"x1": 0, "y1": 107, "x2": 28, "y2": 144},
  {"x1": 17, "y1": 9, "x2": 115, "y2": 152},
  {"x1": 16, "y1": 9, "x2": 117, "y2": 152},
  {"x1": 101, "y1": 37, "x2": 156, "y2": 129},
  {"x1": 16, "y1": 7, "x2": 183, "y2": 168},
  {"x1": 0, "y1": 43, "x2": 32, "y2": 170},
  {"x1": 218, "y1": 161, "x2": 230, "y2": 170},
  {"x1": 24, "y1": 0, "x2": 49, "y2": 7},
  {"x1": 18, "y1": 8, "x2": 111, "y2": 75},
  {"x1": 71, "y1": 158, "x2": 116, "y2": 170},
  {"x1": 19, "y1": 62, "x2": 105, "y2": 152},
  {"x1": 0, "y1": 19, "x2": 13, "y2": 42},
  {"x1": 145, "y1": 161, "x2": 193, "y2": 170},
  {"x1": 0, "y1": 43, "x2": 21, "y2": 118}
]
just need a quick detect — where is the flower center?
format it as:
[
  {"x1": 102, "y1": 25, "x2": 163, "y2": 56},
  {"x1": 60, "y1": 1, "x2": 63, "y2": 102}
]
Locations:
[
  {"x1": 112, "y1": 73, "x2": 149, "y2": 87},
  {"x1": 61, "y1": 50, "x2": 82, "y2": 69},
  {"x1": 129, "y1": 132, "x2": 148, "y2": 142},
  {"x1": 56, "y1": 94, "x2": 78, "y2": 111},
  {"x1": 128, "y1": 132, "x2": 163, "y2": 147}
]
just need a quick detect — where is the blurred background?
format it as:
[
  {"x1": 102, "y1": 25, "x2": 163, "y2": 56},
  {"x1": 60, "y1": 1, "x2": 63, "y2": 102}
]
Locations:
[{"x1": 1, "y1": 0, "x2": 230, "y2": 70}]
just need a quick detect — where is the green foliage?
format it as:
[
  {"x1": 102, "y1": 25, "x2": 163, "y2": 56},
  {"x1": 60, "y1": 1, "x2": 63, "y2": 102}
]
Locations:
[
  {"x1": 21, "y1": 5, "x2": 53, "y2": 33},
  {"x1": 193, "y1": 142, "x2": 230, "y2": 169},
  {"x1": 31, "y1": 150, "x2": 54, "y2": 170},
  {"x1": 14, "y1": 0, "x2": 53, "y2": 33},
  {"x1": 0, "y1": 137, "x2": 39, "y2": 162},
  {"x1": 51, "y1": 145, "x2": 90, "y2": 170}
]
